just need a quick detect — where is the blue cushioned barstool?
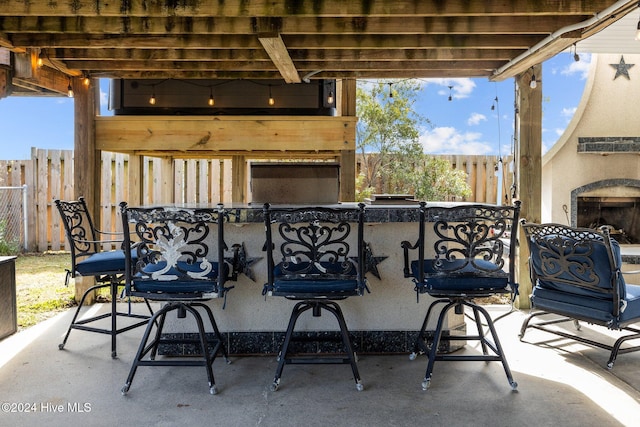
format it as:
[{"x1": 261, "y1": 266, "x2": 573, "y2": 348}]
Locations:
[
  {"x1": 119, "y1": 203, "x2": 233, "y2": 395},
  {"x1": 402, "y1": 201, "x2": 520, "y2": 391},
  {"x1": 55, "y1": 198, "x2": 152, "y2": 359},
  {"x1": 520, "y1": 221, "x2": 640, "y2": 368},
  {"x1": 262, "y1": 203, "x2": 368, "y2": 391}
]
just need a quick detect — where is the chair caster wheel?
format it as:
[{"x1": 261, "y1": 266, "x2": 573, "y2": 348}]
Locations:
[
  {"x1": 121, "y1": 384, "x2": 130, "y2": 396},
  {"x1": 607, "y1": 362, "x2": 614, "y2": 370},
  {"x1": 270, "y1": 381, "x2": 279, "y2": 392},
  {"x1": 355, "y1": 382, "x2": 364, "y2": 391},
  {"x1": 209, "y1": 385, "x2": 219, "y2": 395},
  {"x1": 225, "y1": 357, "x2": 232, "y2": 365},
  {"x1": 409, "y1": 352, "x2": 417, "y2": 361},
  {"x1": 111, "y1": 351, "x2": 117, "y2": 359},
  {"x1": 510, "y1": 381, "x2": 518, "y2": 391},
  {"x1": 421, "y1": 378, "x2": 430, "y2": 391},
  {"x1": 58, "y1": 343, "x2": 65, "y2": 350}
]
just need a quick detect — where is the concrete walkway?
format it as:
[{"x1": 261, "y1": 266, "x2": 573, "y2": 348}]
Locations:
[{"x1": 1, "y1": 304, "x2": 639, "y2": 427}]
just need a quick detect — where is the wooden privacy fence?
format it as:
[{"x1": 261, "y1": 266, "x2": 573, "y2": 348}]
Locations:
[{"x1": 0, "y1": 149, "x2": 513, "y2": 252}]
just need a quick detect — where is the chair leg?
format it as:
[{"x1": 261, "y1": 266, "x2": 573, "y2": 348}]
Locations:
[
  {"x1": 59, "y1": 276, "x2": 151, "y2": 358},
  {"x1": 121, "y1": 302, "x2": 227, "y2": 396},
  {"x1": 421, "y1": 300, "x2": 517, "y2": 391},
  {"x1": 271, "y1": 301, "x2": 311, "y2": 391},
  {"x1": 410, "y1": 298, "x2": 449, "y2": 360},
  {"x1": 271, "y1": 300, "x2": 362, "y2": 392},
  {"x1": 470, "y1": 302, "x2": 518, "y2": 390},
  {"x1": 322, "y1": 301, "x2": 363, "y2": 391},
  {"x1": 195, "y1": 302, "x2": 231, "y2": 363},
  {"x1": 422, "y1": 300, "x2": 456, "y2": 390},
  {"x1": 58, "y1": 281, "x2": 111, "y2": 352}
]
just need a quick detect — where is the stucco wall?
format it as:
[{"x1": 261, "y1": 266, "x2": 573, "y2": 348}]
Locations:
[{"x1": 542, "y1": 54, "x2": 640, "y2": 224}]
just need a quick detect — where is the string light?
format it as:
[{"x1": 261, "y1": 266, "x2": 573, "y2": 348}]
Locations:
[
  {"x1": 208, "y1": 87, "x2": 215, "y2": 106},
  {"x1": 268, "y1": 85, "x2": 275, "y2": 106},
  {"x1": 529, "y1": 68, "x2": 537, "y2": 89},
  {"x1": 36, "y1": 50, "x2": 44, "y2": 68},
  {"x1": 388, "y1": 82, "x2": 393, "y2": 98},
  {"x1": 573, "y1": 43, "x2": 580, "y2": 62},
  {"x1": 327, "y1": 90, "x2": 334, "y2": 104},
  {"x1": 448, "y1": 85, "x2": 453, "y2": 101},
  {"x1": 83, "y1": 74, "x2": 91, "y2": 86},
  {"x1": 149, "y1": 85, "x2": 156, "y2": 105},
  {"x1": 67, "y1": 78, "x2": 74, "y2": 98}
]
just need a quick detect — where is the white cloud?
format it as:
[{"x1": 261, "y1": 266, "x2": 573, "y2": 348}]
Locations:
[
  {"x1": 419, "y1": 126, "x2": 493, "y2": 155},
  {"x1": 560, "y1": 53, "x2": 592, "y2": 80},
  {"x1": 422, "y1": 77, "x2": 476, "y2": 99},
  {"x1": 555, "y1": 127, "x2": 566, "y2": 136},
  {"x1": 467, "y1": 112, "x2": 487, "y2": 126},
  {"x1": 560, "y1": 107, "x2": 577, "y2": 118}
]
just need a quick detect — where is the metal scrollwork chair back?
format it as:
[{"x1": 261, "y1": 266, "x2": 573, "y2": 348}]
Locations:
[
  {"x1": 402, "y1": 201, "x2": 521, "y2": 391},
  {"x1": 262, "y1": 203, "x2": 368, "y2": 391},
  {"x1": 55, "y1": 197, "x2": 151, "y2": 358},
  {"x1": 119, "y1": 203, "x2": 233, "y2": 396},
  {"x1": 519, "y1": 221, "x2": 640, "y2": 369}
]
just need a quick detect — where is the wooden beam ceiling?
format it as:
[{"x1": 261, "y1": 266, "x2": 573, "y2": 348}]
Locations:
[{"x1": 0, "y1": 0, "x2": 635, "y2": 93}]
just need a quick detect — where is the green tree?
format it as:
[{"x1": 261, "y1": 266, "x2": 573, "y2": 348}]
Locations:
[{"x1": 356, "y1": 80, "x2": 472, "y2": 201}]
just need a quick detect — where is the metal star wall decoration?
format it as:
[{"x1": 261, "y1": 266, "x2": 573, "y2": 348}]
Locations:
[
  {"x1": 351, "y1": 242, "x2": 387, "y2": 280},
  {"x1": 610, "y1": 56, "x2": 634, "y2": 80}
]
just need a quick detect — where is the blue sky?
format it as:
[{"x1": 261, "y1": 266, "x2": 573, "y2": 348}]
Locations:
[{"x1": 0, "y1": 52, "x2": 590, "y2": 160}]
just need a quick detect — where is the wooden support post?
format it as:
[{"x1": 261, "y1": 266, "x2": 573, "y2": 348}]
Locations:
[
  {"x1": 160, "y1": 157, "x2": 174, "y2": 204},
  {"x1": 515, "y1": 64, "x2": 542, "y2": 309},
  {"x1": 339, "y1": 78, "x2": 356, "y2": 202},
  {"x1": 73, "y1": 76, "x2": 100, "y2": 304},
  {"x1": 232, "y1": 155, "x2": 247, "y2": 203}
]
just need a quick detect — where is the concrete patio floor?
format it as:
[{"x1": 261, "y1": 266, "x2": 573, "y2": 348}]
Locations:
[{"x1": 1, "y1": 304, "x2": 639, "y2": 427}]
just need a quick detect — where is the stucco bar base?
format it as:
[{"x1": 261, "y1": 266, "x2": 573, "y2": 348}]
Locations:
[{"x1": 156, "y1": 205, "x2": 466, "y2": 356}]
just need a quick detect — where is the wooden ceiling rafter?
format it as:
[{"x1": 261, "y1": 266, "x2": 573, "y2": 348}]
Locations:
[{"x1": 0, "y1": 1, "x2": 635, "y2": 92}]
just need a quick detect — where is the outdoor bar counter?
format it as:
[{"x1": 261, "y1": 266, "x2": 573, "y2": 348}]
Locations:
[{"x1": 156, "y1": 203, "x2": 466, "y2": 356}]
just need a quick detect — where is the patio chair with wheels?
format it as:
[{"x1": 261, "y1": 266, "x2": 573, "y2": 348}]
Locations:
[
  {"x1": 402, "y1": 201, "x2": 521, "y2": 391},
  {"x1": 119, "y1": 203, "x2": 233, "y2": 395},
  {"x1": 262, "y1": 203, "x2": 369, "y2": 392},
  {"x1": 519, "y1": 221, "x2": 640, "y2": 369},
  {"x1": 55, "y1": 197, "x2": 152, "y2": 359}
]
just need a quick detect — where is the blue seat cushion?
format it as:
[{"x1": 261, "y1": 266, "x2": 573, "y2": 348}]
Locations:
[
  {"x1": 133, "y1": 260, "x2": 226, "y2": 293},
  {"x1": 76, "y1": 249, "x2": 136, "y2": 276},
  {"x1": 411, "y1": 259, "x2": 508, "y2": 292},
  {"x1": 271, "y1": 261, "x2": 359, "y2": 295},
  {"x1": 532, "y1": 283, "x2": 640, "y2": 326},
  {"x1": 620, "y1": 284, "x2": 640, "y2": 324}
]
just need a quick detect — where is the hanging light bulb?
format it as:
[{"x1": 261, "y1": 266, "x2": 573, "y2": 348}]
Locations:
[
  {"x1": 573, "y1": 44, "x2": 580, "y2": 62},
  {"x1": 636, "y1": 19, "x2": 640, "y2": 40},
  {"x1": 208, "y1": 87, "x2": 215, "y2": 106},
  {"x1": 327, "y1": 91, "x2": 334, "y2": 105},
  {"x1": 388, "y1": 82, "x2": 393, "y2": 98},
  {"x1": 448, "y1": 85, "x2": 453, "y2": 101},
  {"x1": 83, "y1": 74, "x2": 90, "y2": 86},
  {"x1": 149, "y1": 86, "x2": 156, "y2": 105},
  {"x1": 268, "y1": 85, "x2": 275, "y2": 106},
  {"x1": 67, "y1": 78, "x2": 74, "y2": 98},
  {"x1": 529, "y1": 73, "x2": 537, "y2": 89},
  {"x1": 36, "y1": 50, "x2": 44, "y2": 68}
]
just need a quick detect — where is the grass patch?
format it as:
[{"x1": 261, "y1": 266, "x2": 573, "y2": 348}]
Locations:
[{"x1": 15, "y1": 252, "x2": 76, "y2": 330}]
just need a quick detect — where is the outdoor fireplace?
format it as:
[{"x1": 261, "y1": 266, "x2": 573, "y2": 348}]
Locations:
[
  {"x1": 576, "y1": 196, "x2": 639, "y2": 244},
  {"x1": 572, "y1": 179, "x2": 640, "y2": 245}
]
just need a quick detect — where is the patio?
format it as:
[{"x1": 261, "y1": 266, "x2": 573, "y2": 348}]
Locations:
[{"x1": 1, "y1": 304, "x2": 639, "y2": 427}]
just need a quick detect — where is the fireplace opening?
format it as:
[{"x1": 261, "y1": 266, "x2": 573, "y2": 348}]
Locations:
[{"x1": 576, "y1": 197, "x2": 639, "y2": 244}]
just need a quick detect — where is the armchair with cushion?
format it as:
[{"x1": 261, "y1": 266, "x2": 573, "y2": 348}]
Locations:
[{"x1": 520, "y1": 221, "x2": 640, "y2": 368}]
